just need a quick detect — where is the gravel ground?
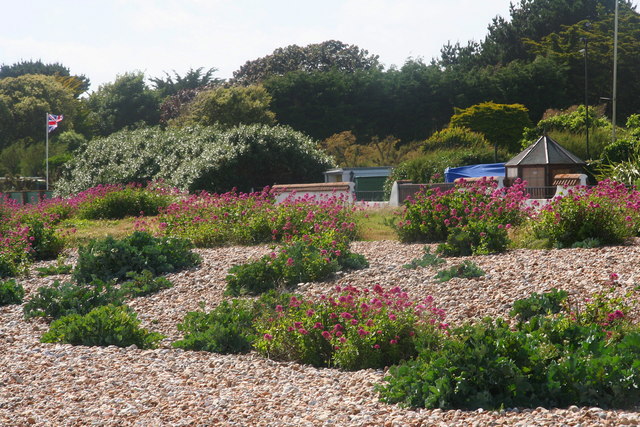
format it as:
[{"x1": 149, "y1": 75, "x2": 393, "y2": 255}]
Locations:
[{"x1": 1, "y1": 240, "x2": 640, "y2": 426}]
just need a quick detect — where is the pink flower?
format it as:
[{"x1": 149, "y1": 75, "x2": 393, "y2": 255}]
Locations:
[
  {"x1": 321, "y1": 331, "x2": 332, "y2": 340},
  {"x1": 389, "y1": 339, "x2": 398, "y2": 345},
  {"x1": 341, "y1": 312, "x2": 353, "y2": 319},
  {"x1": 286, "y1": 257, "x2": 294, "y2": 266},
  {"x1": 298, "y1": 328, "x2": 308, "y2": 335},
  {"x1": 373, "y1": 344, "x2": 380, "y2": 349},
  {"x1": 388, "y1": 314, "x2": 397, "y2": 321},
  {"x1": 263, "y1": 333, "x2": 273, "y2": 341},
  {"x1": 339, "y1": 337, "x2": 346, "y2": 343},
  {"x1": 306, "y1": 309, "x2": 315, "y2": 317},
  {"x1": 358, "y1": 328, "x2": 369, "y2": 336},
  {"x1": 313, "y1": 322, "x2": 324, "y2": 329},
  {"x1": 275, "y1": 305, "x2": 283, "y2": 312}
]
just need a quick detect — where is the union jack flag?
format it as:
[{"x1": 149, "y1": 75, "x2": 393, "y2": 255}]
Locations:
[{"x1": 47, "y1": 113, "x2": 63, "y2": 133}]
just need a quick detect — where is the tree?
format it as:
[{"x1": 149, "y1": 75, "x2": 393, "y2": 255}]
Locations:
[
  {"x1": 150, "y1": 67, "x2": 223, "y2": 98},
  {"x1": 173, "y1": 85, "x2": 276, "y2": 128},
  {"x1": 85, "y1": 72, "x2": 160, "y2": 136},
  {"x1": 0, "y1": 59, "x2": 90, "y2": 95},
  {"x1": 55, "y1": 124, "x2": 334, "y2": 195},
  {"x1": 232, "y1": 40, "x2": 381, "y2": 85},
  {"x1": 449, "y1": 102, "x2": 533, "y2": 156},
  {"x1": 0, "y1": 74, "x2": 79, "y2": 151}
]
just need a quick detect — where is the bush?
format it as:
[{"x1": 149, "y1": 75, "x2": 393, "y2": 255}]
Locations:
[
  {"x1": 254, "y1": 285, "x2": 447, "y2": 370},
  {"x1": 397, "y1": 179, "x2": 530, "y2": 255},
  {"x1": 77, "y1": 186, "x2": 175, "y2": 219},
  {"x1": 0, "y1": 279, "x2": 24, "y2": 305},
  {"x1": 450, "y1": 102, "x2": 533, "y2": 154},
  {"x1": 41, "y1": 304, "x2": 164, "y2": 349},
  {"x1": 225, "y1": 232, "x2": 368, "y2": 296},
  {"x1": 532, "y1": 182, "x2": 634, "y2": 247},
  {"x1": 434, "y1": 261, "x2": 485, "y2": 282},
  {"x1": 55, "y1": 124, "x2": 333, "y2": 195},
  {"x1": 19, "y1": 213, "x2": 65, "y2": 260},
  {"x1": 0, "y1": 227, "x2": 32, "y2": 278},
  {"x1": 23, "y1": 279, "x2": 124, "y2": 320},
  {"x1": 119, "y1": 270, "x2": 173, "y2": 298},
  {"x1": 378, "y1": 291, "x2": 640, "y2": 410},
  {"x1": 73, "y1": 231, "x2": 200, "y2": 284},
  {"x1": 510, "y1": 289, "x2": 568, "y2": 322}
]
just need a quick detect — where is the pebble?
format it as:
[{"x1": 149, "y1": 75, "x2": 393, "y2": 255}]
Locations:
[{"x1": 1, "y1": 242, "x2": 638, "y2": 426}]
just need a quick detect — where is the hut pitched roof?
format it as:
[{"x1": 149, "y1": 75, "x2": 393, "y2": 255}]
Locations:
[{"x1": 505, "y1": 135, "x2": 586, "y2": 166}]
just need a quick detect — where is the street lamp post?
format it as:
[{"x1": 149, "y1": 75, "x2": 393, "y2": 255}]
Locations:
[{"x1": 581, "y1": 36, "x2": 590, "y2": 160}]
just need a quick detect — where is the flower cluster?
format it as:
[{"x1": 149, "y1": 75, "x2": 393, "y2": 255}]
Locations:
[
  {"x1": 254, "y1": 284, "x2": 447, "y2": 370},
  {"x1": 397, "y1": 178, "x2": 531, "y2": 254},
  {"x1": 154, "y1": 188, "x2": 358, "y2": 247}
]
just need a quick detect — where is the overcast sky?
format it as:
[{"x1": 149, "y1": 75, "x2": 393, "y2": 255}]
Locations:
[{"x1": 2, "y1": 0, "x2": 517, "y2": 91}]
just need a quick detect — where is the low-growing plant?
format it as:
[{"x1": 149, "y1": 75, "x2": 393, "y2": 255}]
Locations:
[
  {"x1": 119, "y1": 270, "x2": 173, "y2": 298},
  {"x1": 77, "y1": 185, "x2": 175, "y2": 220},
  {"x1": 510, "y1": 288, "x2": 569, "y2": 322},
  {"x1": 36, "y1": 257, "x2": 73, "y2": 277},
  {"x1": 173, "y1": 298, "x2": 262, "y2": 354},
  {"x1": 0, "y1": 226, "x2": 31, "y2": 278},
  {"x1": 254, "y1": 284, "x2": 447, "y2": 370},
  {"x1": 225, "y1": 232, "x2": 368, "y2": 296},
  {"x1": 23, "y1": 279, "x2": 124, "y2": 320},
  {"x1": 403, "y1": 246, "x2": 445, "y2": 269},
  {"x1": 434, "y1": 261, "x2": 485, "y2": 282},
  {"x1": 378, "y1": 290, "x2": 640, "y2": 410},
  {"x1": 41, "y1": 304, "x2": 164, "y2": 348},
  {"x1": 0, "y1": 279, "x2": 25, "y2": 305},
  {"x1": 73, "y1": 231, "x2": 200, "y2": 284},
  {"x1": 532, "y1": 181, "x2": 636, "y2": 247},
  {"x1": 397, "y1": 179, "x2": 529, "y2": 255}
]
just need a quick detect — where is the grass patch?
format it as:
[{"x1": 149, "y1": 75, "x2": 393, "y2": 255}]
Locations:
[
  {"x1": 354, "y1": 207, "x2": 400, "y2": 241},
  {"x1": 59, "y1": 218, "x2": 149, "y2": 247}
]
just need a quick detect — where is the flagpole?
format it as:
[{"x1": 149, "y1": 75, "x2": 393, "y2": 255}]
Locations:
[{"x1": 45, "y1": 112, "x2": 49, "y2": 191}]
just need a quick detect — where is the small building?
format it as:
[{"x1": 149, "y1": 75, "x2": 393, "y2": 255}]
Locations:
[
  {"x1": 505, "y1": 135, "x2": 586, "y2": 188},
  {"x1": 323, "y1": 167, "x2": 392, "y2": 201}
]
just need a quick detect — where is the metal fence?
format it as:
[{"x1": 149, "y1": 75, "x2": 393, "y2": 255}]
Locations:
[{"x1": 1, "y1": 190, "x2": 53, "y2": 205}]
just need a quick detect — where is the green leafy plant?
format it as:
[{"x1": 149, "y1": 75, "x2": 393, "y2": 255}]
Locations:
[
  {"x1": 403, "y1": 246, "x2": 445, "y2": 269},
  {"x1": 379, "y1": 285, "x2": 640, "y2": 411},
  {"x1": 0, "y1": 279, "x2": 25, "y2": 305},
  {"x1": 23, "y1": 279, "x2": 124, "y2": 320},
  {"x1": 41, "y1": 304, "x2": 164, "y2": 349},
  {"x1": 254, "y1": 285, "x2": 447, "y2": 370},
  {"x1": 73, "y1": 231, "x2": 200, "y2": 284},
  {"x1": 225, "y1": 232, "x2": 368, "y2": 296},
  {"x1": 77, "y1": 186, "x2": 174, "y2": 219},
  {"x1": 119, "y1": 270, "x2": 173, "y2": 298},
  {"x1": 434, "y1": 260, "x2": 485, "y2": 282},
  {"x1": 36, "y1": 256, "x2": 73, "y2": 277},
  {"x1": 510, "y1": 288, "x2": 568, "y2": 322}
]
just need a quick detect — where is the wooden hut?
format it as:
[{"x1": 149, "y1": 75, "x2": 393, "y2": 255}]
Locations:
[{"x1": 505, "y1": 135, "x2": 586, "y2": 189}]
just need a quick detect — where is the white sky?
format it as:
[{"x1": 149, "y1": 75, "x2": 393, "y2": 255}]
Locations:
[{"x1": 1, "y1": 0, "x2": 517, "y2": 92}]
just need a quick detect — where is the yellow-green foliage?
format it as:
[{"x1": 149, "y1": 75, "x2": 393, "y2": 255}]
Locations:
[{"x1": 450, "y1": 102, "x2": 533, "y2": 153}]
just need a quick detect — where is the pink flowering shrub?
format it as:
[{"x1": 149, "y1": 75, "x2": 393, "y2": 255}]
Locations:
[
  {"x1": 155, "y1": 189, "x2": 358, "y2": 247},
  {"x1": 397, "y1": 178, "x2": 530, "y2": 255},
  {"x1": 254, "y1": 284, "x2": 447, "y2": 370},
  {"x1": 532, "y1": 180, "x2": 636, "y2": 247}
]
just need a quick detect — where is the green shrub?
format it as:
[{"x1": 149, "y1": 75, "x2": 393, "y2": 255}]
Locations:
[
  {"x1": 225, "y1": 232, "x2": 368, "y2": 296},
  {"x1": 23, "y1": 279, "x2": 124, "y2": 320},
  {"x1": 403, "y1": 246, "x2": 445, "y2": 269},
  {"x1": 36, "y1": 256, "x2": 73, "y2": 276},
  {"x1": 450, "y1": 102, "x2": 533, "y2": 154},
  {"x1": 254, "y1": 285, "x2": 447, "y2": 370},
  {"x1": 434, "y1": 261, "x2": 485, "y2": 282},
  {"x1": 73, "y1": 231, "x2": 200, "y2": 284},
  {"x1": 0, "y1": 279, "x2": 24, "y2": 305},
  {"x1": 77, "y1": 187, "x2": 174, "y2": 219},
  {"x1": 20, "y1": 214, "x2": 65, "y2": 260},
  {"x1": 532, "y1": 183, "x2": 633, "y2": 247},
  {"x1": 510, "y1": 289, "x2": 568, "y2": 322},
  {"x1": 379, "y1": 286, "x2": 640, "y2": 411},
  {"x1": 55, "y1": 124, "x2": 333, "y2": 195},
  {"x1": 119, "y1": 270, "x2": 173, "y2": 298},
  {"x1": 436, "y1": 221, "x2": 509, "y2": 256},
  {"x1": 41, "y1": 304, "x2": 164, "y2": 349}
]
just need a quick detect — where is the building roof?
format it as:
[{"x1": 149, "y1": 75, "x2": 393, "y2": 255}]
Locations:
[{"x1": 505, "y1": 135, "x2": 586, "y2": 166}]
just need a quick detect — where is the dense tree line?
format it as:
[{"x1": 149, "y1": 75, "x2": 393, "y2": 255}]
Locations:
[{"x1": 1, "y1": 0, "x2": 639, "y2": 184}]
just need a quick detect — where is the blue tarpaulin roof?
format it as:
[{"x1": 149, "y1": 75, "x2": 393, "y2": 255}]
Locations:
[{"x1": 444, "y1": 163, "x2": 505, "y2": 183}]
